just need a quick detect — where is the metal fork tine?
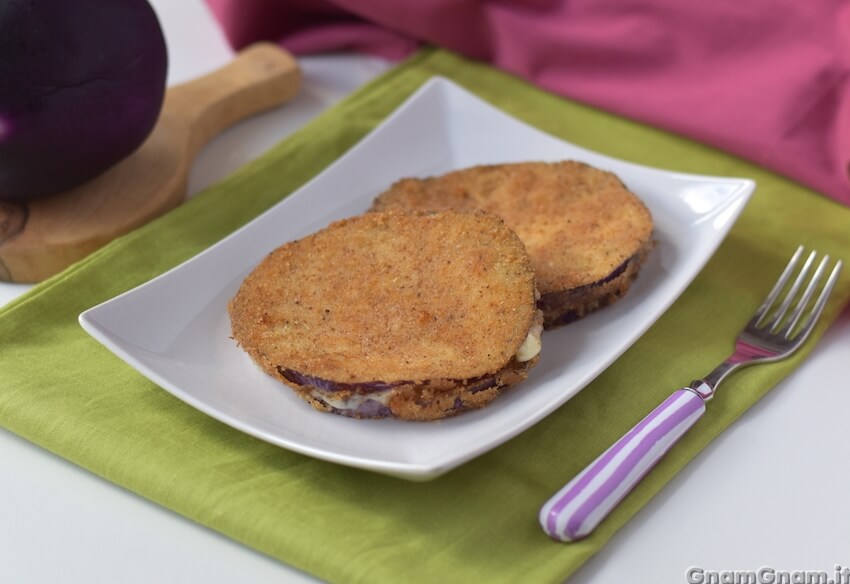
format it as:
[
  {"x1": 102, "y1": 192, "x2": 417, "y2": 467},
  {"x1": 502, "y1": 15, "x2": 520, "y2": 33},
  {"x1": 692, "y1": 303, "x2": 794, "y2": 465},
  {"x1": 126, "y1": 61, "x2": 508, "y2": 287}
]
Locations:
[
  {"x1": 752, "y1": 246, "x2": 804, "y2": 326},
  {"x1": 766, "y1": 250, "x2": 816, "y2": 332},
  {"x1": 781, "y1": 255, "x2": 830, "y2": 338},
  {"x1": 768, "y1": 250, "x2": 817, "y2": 332},
  {"x1": 791, "y1": 259, "x2": 843, "y2": 343}
]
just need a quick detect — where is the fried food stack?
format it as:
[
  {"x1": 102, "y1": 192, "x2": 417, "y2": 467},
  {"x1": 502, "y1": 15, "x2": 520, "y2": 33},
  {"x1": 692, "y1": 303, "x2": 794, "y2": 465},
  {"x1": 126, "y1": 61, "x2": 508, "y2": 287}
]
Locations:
[{"x1": 229, "y1": 161, "x2": 653, "y2": 420}]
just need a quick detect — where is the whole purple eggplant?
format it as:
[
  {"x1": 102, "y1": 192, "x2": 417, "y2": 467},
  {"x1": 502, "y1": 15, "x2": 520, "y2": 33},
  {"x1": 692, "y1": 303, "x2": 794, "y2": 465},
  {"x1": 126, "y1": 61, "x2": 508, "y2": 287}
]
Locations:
[{"x1": 0, "y1": 0, "x2": 167, "y2": 201}]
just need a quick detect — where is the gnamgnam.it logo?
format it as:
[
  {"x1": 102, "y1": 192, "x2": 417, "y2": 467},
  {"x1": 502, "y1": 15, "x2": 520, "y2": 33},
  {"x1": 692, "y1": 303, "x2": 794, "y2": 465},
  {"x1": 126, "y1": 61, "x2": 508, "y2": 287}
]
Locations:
[{"x1": 686, "y1": 565, "x2": 850, "y2": 584}]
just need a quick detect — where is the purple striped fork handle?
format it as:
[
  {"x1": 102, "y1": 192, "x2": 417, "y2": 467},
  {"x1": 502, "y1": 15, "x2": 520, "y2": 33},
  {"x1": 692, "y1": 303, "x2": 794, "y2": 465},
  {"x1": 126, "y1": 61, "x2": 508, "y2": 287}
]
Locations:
[{"x1": 540, "y1": 389, "x2": 706, "y2": 542}]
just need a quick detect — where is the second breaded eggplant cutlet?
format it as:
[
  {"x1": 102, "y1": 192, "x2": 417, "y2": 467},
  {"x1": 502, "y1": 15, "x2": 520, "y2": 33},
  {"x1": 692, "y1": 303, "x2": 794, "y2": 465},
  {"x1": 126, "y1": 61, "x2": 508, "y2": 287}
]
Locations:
[
  {"x1": 228, "y1": 210, "x2": 544, "y2": 421},
  {"x1": 371, "y1": 161, "x2": 654, "y2": 328}
]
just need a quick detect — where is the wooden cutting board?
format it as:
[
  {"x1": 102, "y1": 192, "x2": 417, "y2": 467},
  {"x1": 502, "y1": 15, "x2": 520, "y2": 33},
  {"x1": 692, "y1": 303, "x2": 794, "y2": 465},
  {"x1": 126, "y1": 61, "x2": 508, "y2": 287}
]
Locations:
[{"x1": 0, "y1": 43, "x2": 300, "y2": 283}]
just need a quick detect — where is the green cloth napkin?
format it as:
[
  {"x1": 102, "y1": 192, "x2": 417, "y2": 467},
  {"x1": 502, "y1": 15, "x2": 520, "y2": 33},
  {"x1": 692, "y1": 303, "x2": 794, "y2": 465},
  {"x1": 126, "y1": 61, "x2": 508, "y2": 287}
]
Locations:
[{"x1": 2, "y1": 49, "x2": 850, "y2": 583}]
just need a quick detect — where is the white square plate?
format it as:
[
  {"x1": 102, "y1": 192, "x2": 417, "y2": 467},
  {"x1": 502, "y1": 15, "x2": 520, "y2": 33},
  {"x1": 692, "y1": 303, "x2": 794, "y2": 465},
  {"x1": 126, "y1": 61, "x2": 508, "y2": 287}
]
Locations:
[{"x1": 80, "y1": 78, "x2": 754, "y2": 480}]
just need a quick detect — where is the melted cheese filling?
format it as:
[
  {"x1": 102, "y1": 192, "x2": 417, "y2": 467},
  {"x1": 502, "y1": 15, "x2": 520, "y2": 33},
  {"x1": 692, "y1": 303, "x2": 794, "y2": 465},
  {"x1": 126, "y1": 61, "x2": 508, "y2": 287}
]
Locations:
[
  {"x1": 310, "y1": 320, "x2": 543, "y2": 411},
  {"x1": 310, "y1": 388, "x2": 392, "y2": 410},
  {"x1": 515, "y1": 321, "x2": 543, "y2": 362}
]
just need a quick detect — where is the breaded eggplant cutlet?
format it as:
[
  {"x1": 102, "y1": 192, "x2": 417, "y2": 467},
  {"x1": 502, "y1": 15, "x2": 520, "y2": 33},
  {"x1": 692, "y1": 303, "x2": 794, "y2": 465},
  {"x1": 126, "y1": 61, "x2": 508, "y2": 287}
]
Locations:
[
  {"x1": 371, "y1": 161, "x2": 654, "y2": 328},
  {"x1": 228, "y1": 210, "x2": 544, "y2": 421}
]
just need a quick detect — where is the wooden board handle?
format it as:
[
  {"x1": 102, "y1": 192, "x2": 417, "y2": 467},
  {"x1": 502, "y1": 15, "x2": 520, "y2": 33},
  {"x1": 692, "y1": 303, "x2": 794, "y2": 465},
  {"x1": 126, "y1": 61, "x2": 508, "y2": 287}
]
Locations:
[
  {"x1": 167, "y1": 42, "x2": 301, "y2": 157},
  {"x1": 0, "y1": 44, "x2": 301, "y2": 283}
]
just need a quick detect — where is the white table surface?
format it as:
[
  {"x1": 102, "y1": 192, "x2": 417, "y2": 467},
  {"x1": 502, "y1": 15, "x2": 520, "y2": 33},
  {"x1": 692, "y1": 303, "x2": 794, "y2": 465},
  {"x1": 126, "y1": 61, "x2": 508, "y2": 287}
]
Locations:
[{"x1": 3, "y1": 2, "x2": 848, "y2": 582}]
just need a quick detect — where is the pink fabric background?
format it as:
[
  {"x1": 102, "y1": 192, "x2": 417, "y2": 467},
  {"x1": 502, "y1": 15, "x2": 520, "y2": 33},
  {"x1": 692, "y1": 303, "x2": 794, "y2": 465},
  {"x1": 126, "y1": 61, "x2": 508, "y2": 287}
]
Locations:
[{"x1": 206, "y1": 0, "x2": 850, "y2": 207}]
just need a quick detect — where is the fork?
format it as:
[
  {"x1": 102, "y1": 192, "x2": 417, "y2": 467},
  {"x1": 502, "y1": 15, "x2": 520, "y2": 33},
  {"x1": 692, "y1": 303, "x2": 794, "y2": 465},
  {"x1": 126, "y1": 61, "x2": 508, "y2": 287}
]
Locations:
[{"x1": 540, "y1": 246, "x2": 843, "y2": 542}]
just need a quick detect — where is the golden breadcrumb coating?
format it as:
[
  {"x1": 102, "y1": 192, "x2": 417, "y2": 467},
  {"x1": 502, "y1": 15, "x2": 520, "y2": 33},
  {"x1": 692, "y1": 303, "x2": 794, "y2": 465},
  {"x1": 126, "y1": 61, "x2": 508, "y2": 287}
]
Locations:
[
  {"x1": 228, "y1": 210, "x2": 541, "y2": 420},
  {"x1": 371, "y1": 161, "x2": 654, "y2": 327}
]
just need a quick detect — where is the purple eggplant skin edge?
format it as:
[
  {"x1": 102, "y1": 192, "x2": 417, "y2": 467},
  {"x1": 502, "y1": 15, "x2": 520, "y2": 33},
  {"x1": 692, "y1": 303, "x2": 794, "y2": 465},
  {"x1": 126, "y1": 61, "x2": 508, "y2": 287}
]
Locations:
[
  {"x1": 278, "y1": 367, "x2": 501, "y2": 395},
  {"x1": 539, "y1": 256, "x2": 634, "y2": 327},
  {"x1": 278, "y1": 365, "x2": 508, "y2": 419},
  {"x1": 538, "y1": 256, "x2": 629, "y2": 311}
]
